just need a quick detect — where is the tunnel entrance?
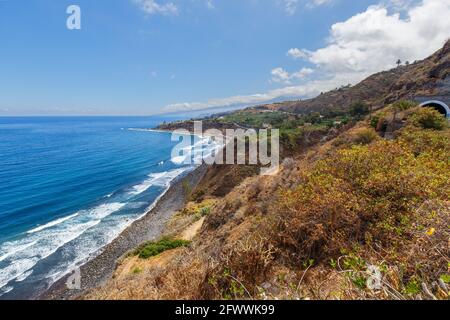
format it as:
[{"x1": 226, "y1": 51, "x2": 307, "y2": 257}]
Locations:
[{"x1": 419, "y1": 100, "x2": 450, "y2": 118}]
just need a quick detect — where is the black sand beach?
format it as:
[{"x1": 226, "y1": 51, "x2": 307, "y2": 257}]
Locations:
[{"x1": 40, "y1": 164, "x2": 208, "y2": 300}]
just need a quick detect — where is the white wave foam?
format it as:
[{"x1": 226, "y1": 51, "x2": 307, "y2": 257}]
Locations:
[
  {"x1": 128, "y1": 168, "x2": 188, "y2": 196},
  {"x1": 85, "y1": 203, "x2": 125, "y2": 220},
  {"x1": 127, "y1": 128, "x2": 155, "y2": 133},
  {"x1": 171, "y1": 136, "x2": 223, "y2": 165},
  {"x1": 43, "y1": 176, "x2": 181, "y2": 284},
  {"x1": 0, "y1": 219, "x2": 102, "y2": 290},
  {"x1": 0, "y1": 286, "x2": 13, "y2": 295},
  {"x1": 15, "y1": 269, "x2": 33, "y2": 282},
  {"x1": 0, "y1": 258, "x2": 38, "y2": 289},
  {"x1": 129, "y1": 172, "x2": 166, "y2": 196},
  {"x1": 0, "y1": 166, "x2": 193, "y2": 295},
  {"x1": 171, "y1": 155, "x2": 187, "y2": 165},
  {"x1": 0, "y1": 203, "x2": 124, "y2": 292},
  {"x1": 129, "y1": 127, "x2": 223, "y2": 166},
  {"x1": 0, "y1": 240, "x2": 38, "y2": 263},
  {"x1": 27, "y1": 213, "x2": 79, "y2": 234}
]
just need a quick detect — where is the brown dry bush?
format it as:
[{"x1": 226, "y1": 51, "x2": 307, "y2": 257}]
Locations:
[
  {"x1": 202, "y1": 235, "x2": 276, "y2": 299},
  {"x1": 246, "y1": 180, "x2": 262, "y2": 200},
  {"x1": 352, "y1": 127, "x2": 379, "y2": 145},
  {"x1": 332, "y1": 127, "x2": 380, "y2": 148},
  {"x1": 147, "y1": 253, "x2": 210, "y2": 300},
  {"x1": 204, "y1": 198, "x2": 240, "y2": 230},
  {"x1": 397, "y1": 200, "x2": 450, "y2": 285},
  {"x1": 270, "y1": 124, "x2": 449, "y2": 269},
  {"x1": 272, "y1": 174, "x2": 364, "y2": 264}
]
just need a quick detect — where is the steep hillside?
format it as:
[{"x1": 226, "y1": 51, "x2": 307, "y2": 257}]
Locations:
[
  {"x1": 85, "y1": 106, "x2": 449, "y2": 300},
  {"x1": 258, "y1": 39, "x2": 450, "y2": 114}
]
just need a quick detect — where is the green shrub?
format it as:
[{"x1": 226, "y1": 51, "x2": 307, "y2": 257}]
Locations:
[
  {"x1": 370, "y1": 115, "x2": 380, "y2": 129},
  {"x1": 399, "y1": 126, "x2": 449, "y2": 156},
  {"x1": 350, "y1": 102, "x2": 369, "y2": 117},
  {"x1": 393, "y1": 100, "x2": 418, "y2": 111},
  {"x1": 182, "y1": 179, "x2": 192, "y2": 196},
  {"x1": 331, "y1": 136, "x2": 346, "y2": 147},
  {"x1": 190, "y1": 189, "x2": 205, "y2": 202},
  {"x1": 351, "y1": 275, "x2": 367, "y2": 290},
  {"x1": 199, "y1": 206, "x2": 211, "y2": 216},
  {"x1": 403, "y1": 277, "x2": 421, "y2": 295},
  {"x1": 136, "y1": 237, "x2": 191, "y2": 259},
  {"x1": 440, "y1": 274, "x2": 450, "y2": 284},
  {"x1": 353, "y1": 128, "x2": 379, "y2": 145},
  {"x1": 280, "y1": 129, "x2": 302, "y2": 149},
  {"x1": 194, "y1": 206, "x2": 211, "y2": 221},
  {"x1": 408, "y1": 108, "x2": 447, "y2": 130},
  {"x1": 132, "y1": 267, "x2": 143, "y2": 274}
]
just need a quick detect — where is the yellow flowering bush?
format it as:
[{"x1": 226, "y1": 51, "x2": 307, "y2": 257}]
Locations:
[{"x1": 273, "y1": 114, "x2": 449, "y2": 267}]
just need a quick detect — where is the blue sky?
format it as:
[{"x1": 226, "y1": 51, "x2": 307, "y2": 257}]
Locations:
[{"x1": 0, "y1": 0, "x2": 449, "y2": 115}]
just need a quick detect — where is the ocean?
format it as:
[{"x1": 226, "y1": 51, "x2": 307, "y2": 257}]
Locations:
[{"x1": 0, "y1": 116, "x2": 217, "y2": 299}]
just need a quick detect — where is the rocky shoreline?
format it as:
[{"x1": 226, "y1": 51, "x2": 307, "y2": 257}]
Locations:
[{"x1": 39, "y1": 164, "x2": 208, "y2": 300}]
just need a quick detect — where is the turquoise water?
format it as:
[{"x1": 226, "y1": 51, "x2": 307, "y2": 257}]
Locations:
[{"x1": 0, "y1": 116, "x2": 208, "y2": 299}]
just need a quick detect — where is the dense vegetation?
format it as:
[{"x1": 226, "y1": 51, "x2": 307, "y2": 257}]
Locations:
[{"x1": 214, "y1": 102, "x2": 372, "y2": 153}]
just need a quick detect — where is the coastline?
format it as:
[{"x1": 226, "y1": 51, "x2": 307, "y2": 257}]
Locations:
[
  {"x1": 40, "y1": 164, "x2": 208, "y2": 300},
  {"x1": 129, "y1": 127, "x2": 227, "y2": 138}
]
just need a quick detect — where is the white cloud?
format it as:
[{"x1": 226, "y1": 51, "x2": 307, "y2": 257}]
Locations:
[
  {"x1": 292, "y1": 67, "x2": 314, "y2": 79},
  {"x1": 282, "y1": 0, "x2": 332, "y2": 15},
  {"x1": 133, "y1": 0, "x2": 178, "y2": 16},
  {"x1": 307, "y1": 0, "x2": 334, "y2": 8},
  {"x1": 383, "y1": 0, "x2": 420, "y2": 11},
  {"x1": 282, "y1": 0, "x2": 299, "y2": 15},
  {"x1": 163, "y1": 76, "x2": 342, "y2": 113},
  {"x1": 305, "y1": 0, "x2": 450, "y2": 75},
  {"x1": 271, "y1": 67, "x2": 291, "y2": 83},
  {"x1": 271, "y1": 67, "x2": 314, "y2": 84},
  {"x1": 163, "y1": 0, "x2": 450, "y2": 113},
  {"x1": 287, "y1": 48, "x2": 309, "y2": 59}
]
